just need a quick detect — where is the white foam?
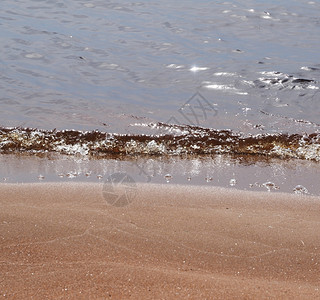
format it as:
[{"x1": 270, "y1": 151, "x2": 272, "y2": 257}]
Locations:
[{"x1": 55, "y1": 144, "x2": 89, "y2": 156}]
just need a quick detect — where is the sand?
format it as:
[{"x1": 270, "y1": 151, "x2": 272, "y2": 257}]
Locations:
[{"x1": 0, "y1": 182, "x2": 320, "y2": 299}]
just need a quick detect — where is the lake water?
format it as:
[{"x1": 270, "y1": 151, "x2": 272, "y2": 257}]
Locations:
[
  {"x1": 1, "y1": 0, "x2": 320, "y2": 134},
  {"x1": 1, "y1": 0, "x2": 320, "y2": 193}
]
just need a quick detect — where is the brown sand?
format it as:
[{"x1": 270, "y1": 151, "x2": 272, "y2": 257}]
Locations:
[{"x1": 0, "y1": 182, "x2": 320, "y2": 299}]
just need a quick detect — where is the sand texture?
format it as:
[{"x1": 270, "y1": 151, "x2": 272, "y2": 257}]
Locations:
[{"x1": 0, "y1": 182, "x2": 320, "y2": 299}]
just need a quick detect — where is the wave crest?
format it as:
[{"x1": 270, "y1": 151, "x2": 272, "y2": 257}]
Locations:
[{"x1": 1, "y1": 124, "x2": 320, "y2": 161}]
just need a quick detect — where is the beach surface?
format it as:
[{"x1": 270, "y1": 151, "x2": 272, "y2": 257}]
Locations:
[{"x1": 1, "y1": 182, "x2": 320, "y2": 299}]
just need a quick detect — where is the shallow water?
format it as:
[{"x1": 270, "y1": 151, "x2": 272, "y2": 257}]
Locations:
[
  {"x1": 0, "y1": 154, "x2": 318, "y2": 196},
  {"x1": 1, "y1": 0, "x2": 320, "y2": 134}
]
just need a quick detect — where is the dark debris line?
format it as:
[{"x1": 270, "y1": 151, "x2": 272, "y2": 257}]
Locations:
[{"x1": 0, "y1": 125, "x2": 319, "y2": 160}]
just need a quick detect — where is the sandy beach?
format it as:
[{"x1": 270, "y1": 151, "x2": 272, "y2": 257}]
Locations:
[
  {"x1": 0, "y1": 182, "x2": 320, "y2": 299},
  {"x1": 2, "y1": 0, "x2": 320, "y2": 299}
]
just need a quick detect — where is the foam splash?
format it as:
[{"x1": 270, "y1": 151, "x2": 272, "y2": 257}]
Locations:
[
  {"x1": 256, "y1": 71, "x2": 317, "y2": 90},
  {"x1": 1, "y1": 125, "x2": 320, "y2": 161}
]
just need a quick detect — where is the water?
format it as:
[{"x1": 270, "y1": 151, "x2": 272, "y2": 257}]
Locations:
[
  {"x1": 1, "y1": 0, "x2": 320, "y2": 191},
  {"x1": 1, "y1": 0, "x2": 319, "y2": 134},
  {"x1": 0, "y1": 154, "x2": 319, "y2": 196}
]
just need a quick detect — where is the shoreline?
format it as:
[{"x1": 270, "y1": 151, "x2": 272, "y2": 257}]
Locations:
[
  {"x1": 1, "y1": 125, "x2": 320, "y2": 160},
  {"x1": 1, "y1": 182, "x2": 319, "y2": 299}
]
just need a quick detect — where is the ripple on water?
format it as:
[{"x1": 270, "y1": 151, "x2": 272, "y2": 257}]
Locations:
[{"x1": 24, "y1": 53, "x2": 43, "y2": 59}]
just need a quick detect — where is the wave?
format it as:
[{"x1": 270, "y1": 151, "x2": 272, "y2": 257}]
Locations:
[
  {"x1": 254, "y1": 71, "x2": 318, "y2": 90},
  {"x1": 0, "y1": 124, "x2": 320, "y2": 161}
]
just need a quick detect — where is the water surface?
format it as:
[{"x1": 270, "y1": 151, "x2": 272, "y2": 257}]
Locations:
[
  {"x1": 1, "y1": 0, "x2": 320, "y2": 134},
  {"x1": 1, "y1": 0, "x2": 320, "y2": 192}
]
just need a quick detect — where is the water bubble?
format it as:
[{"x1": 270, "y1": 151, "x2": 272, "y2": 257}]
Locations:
[
  {"x1": 205, "y1": 177, "x2": 213, "y2": 182},
  {"x1": 58, "y1": 173, "x2": 64, "y2": 178},
  {"x1": 229, "y1": 178, "x2": 237, "y2": 186},
  {"x1": 164, "y1": 174, "x2": 172, "y2": 183},
  {"x1": 262, "y1": 181, "x2": 279, "y2": 192},
  {"x1": 187, "y1": 176, "x2": 191, "y2": 181},
  {"x1": 249, "y1": 182, "x2": 260, "y2": 188},
  {"x1": 293, "y1": 185, "x2": 309, "y2": 195},
  {"x1": 66, "y1": 172, "x2": 77, "y2": 179}
]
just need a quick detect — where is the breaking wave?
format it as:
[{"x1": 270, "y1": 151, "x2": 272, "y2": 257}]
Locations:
[{"x1": 1, "y1": 123, "x2": 320, "y2": 161}]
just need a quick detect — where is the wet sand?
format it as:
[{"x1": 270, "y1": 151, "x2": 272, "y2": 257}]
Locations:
[{"x1": 0, "y1": 182, "x2": 319, "y2": 299}]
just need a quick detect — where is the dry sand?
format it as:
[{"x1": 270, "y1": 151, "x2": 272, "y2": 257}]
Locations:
[{"x1": 0, "y1": 182, "x2": 320, "y2": 299}]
